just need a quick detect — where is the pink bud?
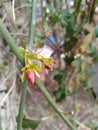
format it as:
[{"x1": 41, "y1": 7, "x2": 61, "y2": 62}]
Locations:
[{"x1": 26, "y1": 70, "x2": 36, "y2": 84}]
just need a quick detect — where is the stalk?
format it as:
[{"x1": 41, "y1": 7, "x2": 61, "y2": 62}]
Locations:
[
  {"x1": 18, "y1": 0, "x2": 37, "y2": 129},
  {"x1": 36, "y1": 77, "x2": 76, "y2": 130},
  {"x1": 28, "y1": 0, "x2": 37, "y2": 52},
  {"x1": 74, "y1": 0, "x2": 82, "y2": 20},
  {"x1": 17, "y1": 79, "x2": 28, "y2": 130},
  {"x1": 89, "y1": 0, "x2": 96, "y2": 23}
]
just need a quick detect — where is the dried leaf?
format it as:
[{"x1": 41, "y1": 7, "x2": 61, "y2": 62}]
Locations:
[{"x1": 73, "y1": 24, "x2": 95, "y2": 58}]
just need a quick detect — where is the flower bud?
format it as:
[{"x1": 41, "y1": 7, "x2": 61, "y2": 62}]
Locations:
[
  {"x1": 44, "y1": 65, "x2": 51, "y2": 69},
  {"x1": 26, "y1": 70, "x2": 36, "y2": 84}
]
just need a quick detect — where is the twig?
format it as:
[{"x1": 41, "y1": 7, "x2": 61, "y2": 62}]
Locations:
[
  {"x1": 28, "y1": 0, "x2": 37, "y2": 52},
  {"x1": 75, "y1": 120, "x2": 90, "y2": 130},
  {"x1": 12, "y1": 0, "x2": 15, "y2": 21},
  {"x1": 88, "y1": 0, "x2": 96, "y2": 23},
  {"x1": 17, "y1": 79, "x2": 28, "y2": 130},
  {"x1": 74, "y1": 0, "x2": 82, "y2": 21},
  {"x1": 17, "y1": 0, "x2": 37, "y2": 129},
  {"x1": 27, "y1": 88, "x2": 59, "y2": 130},
  {"x1": 36, "y1": 77, "x2": 76, "y2": 130}
]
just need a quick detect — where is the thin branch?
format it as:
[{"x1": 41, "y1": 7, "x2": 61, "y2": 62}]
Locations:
[
  {"x1": 74, "y1": 0, "x2": 82, "y2": 20},
  {"x1": 28, "y1": 0, "x2": 37, "y2": 52},
  {"x1": 36, "y1": 77, "x2": 76, "y2": 130},
  {"x1": 17, "y1": 1, "x2": 37, "y2": 129},
  {"x1": 17, "y1": 0, "x2": 37, "y2": 129},
  {"x1": 17, "y1": 79, "x2": 28, "y2": 130},
  {"x1": 89, "y1": 0, "x2": 96, "y2": 23},
  {"x1": 12, "y1": 0, "x2": 15, "y2": 20}
]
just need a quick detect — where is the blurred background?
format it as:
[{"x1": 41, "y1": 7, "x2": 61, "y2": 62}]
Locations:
[{"x1": 0, "y1": 0, "x2": 98, "y2": 130}]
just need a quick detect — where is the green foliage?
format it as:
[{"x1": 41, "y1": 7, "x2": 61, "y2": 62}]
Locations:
[
  {"x1": 22, "y1": 118, "x2": 41, "y2": 129},
  {"x1": 53, "y1": 86, "x2": 66, "y2": 102},
  {"x1": 41, "y1": 0, "x2": 98, "y2": 103},
  {"x1": 64, "y1": 52, "x2": 74, "y2": 65},
  {"x1": 34, "y1": 37, "x2": 44, "y2": 48},
  {"x1": 50, "y1": 12, "x2": 60, "y2": 26},
  {"x1": 89, "y1": 122, "x2": 98, "y2": 129},
  {"x1": 61, "y1": 9, "x2": 75, "y2": 37},
  {"x1": 54, "y1": 73, "x2": 64, "y2": 85}
]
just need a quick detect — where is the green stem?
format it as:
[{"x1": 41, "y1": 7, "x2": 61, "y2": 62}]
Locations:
[
  {"x1": 89, "y1": 0, "x2": 96, "y2": 23},
  {"x1": 0, "y1": 18, "x2": 24, "y2": 130},
  {"x1": 17, "y1": 79, "x2": 28, "y2": 130},
  {"x1": 17, "y1": 1, "x2": 37, "y2": 129},
  {"x1": 75, "y1": 0, "x2": 82, "y2": 13},
  {"x1": 36, "y1": 78, "x2": 76, "y2": 130},
  {"x1": 74, "y1": 0, "x2": 82, "y2": 20},
  {"x1": 0, "y1": 18, "x2": 76, "y2": 130},
  {"x1": 53, "y1": 0, "x2": 58, "y2": 9},
  {"x1": 28, "y1": 0, "x2": 37, "y2": 51}
]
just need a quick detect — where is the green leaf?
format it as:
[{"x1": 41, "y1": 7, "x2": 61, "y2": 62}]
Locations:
[
  {"x1": 64, "y1": 52, "x2": 74, "y2": 65},
  {"x1": 64, "y1": 37, "x2": 77, "y2": 52},
  {"x1": 61, "y1": 9, "x2": 75, "y2": 36},
  {"x1": 88, "y1": 64, "x2": 95, "y2": 77},
  {"x1": 34, "y1": 37, "x2": 44, "y2": 47},
  {"x1": 22, "y1": 71, "x2": 26, "y2": 82},
  {"x1": 90, "y1": 122, "x2": 98, "y2": 129},
  {"x1": 26, "y1": 54, "x2": 36, "y2": 59},
  {"x1": 22, "y1": 118, "x2": 41, "y2": 129},
  {"x1": 89, "y1": 43, "x2": 97, "y2": 57},
  {"x1": 80, "y1": 61, "x2": 88, "y2": 72},
  {"x1": 53, "y1": 87, "x2": 68, "y2": 102},
  {"x1": 95, "y1": 1, "x2": 98, "y2": 7},
  {"x1": 74, "y1": 0, "x2": 80, "y2": 8},
  {"x1": 26, "y1": 64, "x2": 40, "y2": 71},
  {"x1": 61, "y1": 9, "x2": 71, "y2": 18},
  {"x1": 53, "y1": 73, "x2": 63, "y2": 84},
  {"x1": 19, "y1": 47, "x2": 26, "y2": 55},
  {"x1": 50, "y1": 13, "x2": 59, "y2": 26},
  {"x1": 61, "y1": 19, "x2": 68, "y2": 27}
]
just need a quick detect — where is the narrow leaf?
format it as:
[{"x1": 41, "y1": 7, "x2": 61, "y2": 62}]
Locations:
[{"x1": 22, "y1": 118, "x2": 41, "y2": 129}]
